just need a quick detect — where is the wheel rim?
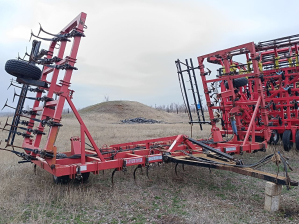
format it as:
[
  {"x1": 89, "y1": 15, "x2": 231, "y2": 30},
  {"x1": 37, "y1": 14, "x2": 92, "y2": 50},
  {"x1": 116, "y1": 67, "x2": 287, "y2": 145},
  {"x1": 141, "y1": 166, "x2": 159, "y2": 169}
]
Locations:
[{"x1": 272, "y1": 132, "x2": 278, "y2": 142}]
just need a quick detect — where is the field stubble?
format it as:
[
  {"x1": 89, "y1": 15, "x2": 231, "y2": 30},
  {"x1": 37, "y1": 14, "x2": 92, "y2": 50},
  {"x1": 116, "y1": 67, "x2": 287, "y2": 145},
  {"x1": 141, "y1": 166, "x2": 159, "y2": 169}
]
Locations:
[{"x1": 0, "y1": 113, "x2": 299, "y2": 223}]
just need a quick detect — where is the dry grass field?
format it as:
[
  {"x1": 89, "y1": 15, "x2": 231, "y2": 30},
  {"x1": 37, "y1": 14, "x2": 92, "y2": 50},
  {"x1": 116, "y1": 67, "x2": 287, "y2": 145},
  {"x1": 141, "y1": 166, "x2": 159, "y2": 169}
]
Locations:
[{"x1": 1, "y1": 101, "x2": 299, "y2": 224}]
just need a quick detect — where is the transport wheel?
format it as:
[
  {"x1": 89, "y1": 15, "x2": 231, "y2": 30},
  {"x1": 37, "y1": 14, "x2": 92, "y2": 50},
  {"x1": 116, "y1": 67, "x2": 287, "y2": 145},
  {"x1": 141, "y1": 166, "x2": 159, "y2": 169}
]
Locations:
[
  {"x1": 82, "y1": 172, "x2": 90, "y2": 182},
  {"x1": 270, "y1": 130, "x2": 279, "y2": 145},
  {"x1": 75, "y1": 172, "x2": 90, "y2": 183},
  {"x1": 5, "y1": 59, "x2": 42, "y2": 80},
  {"x1": 296, "y1": 130, "x2": 299, "y2": 151},
  {"x1": 53, "y1": 175, "x2": 70, "y2": 184},
  {"x1": 56, "y1": 153, "x2": 68, "y2": 159},
  {"x1": 224, "y1": 77, "x2": 248, "y2": 89},
  {"x1": 282, "y1": 130, "x2": 293, "y2": 151},
  {"x1": 233, "y1": 77, "x2": 248, "y2": 88},
  {"x1": 255, "y1": 136, "x2": 264, "y2": 142}
]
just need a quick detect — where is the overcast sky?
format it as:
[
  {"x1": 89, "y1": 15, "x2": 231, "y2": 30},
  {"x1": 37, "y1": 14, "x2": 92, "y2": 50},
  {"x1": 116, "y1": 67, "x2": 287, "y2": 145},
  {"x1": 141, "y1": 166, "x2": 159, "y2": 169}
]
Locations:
[{"x1": 1, "y1": 0, "x2": 299, "y2": 112}]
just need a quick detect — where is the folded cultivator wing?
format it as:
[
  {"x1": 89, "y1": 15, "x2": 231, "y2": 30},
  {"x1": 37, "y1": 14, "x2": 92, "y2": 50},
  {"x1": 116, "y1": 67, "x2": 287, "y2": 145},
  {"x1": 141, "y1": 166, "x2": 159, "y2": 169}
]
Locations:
[
  {"x1": 177, "y1": 34, "x2": 299, "y2": 152},
  {"x1": 1, "y1": 13, "x2": 297, "y2": 188}
]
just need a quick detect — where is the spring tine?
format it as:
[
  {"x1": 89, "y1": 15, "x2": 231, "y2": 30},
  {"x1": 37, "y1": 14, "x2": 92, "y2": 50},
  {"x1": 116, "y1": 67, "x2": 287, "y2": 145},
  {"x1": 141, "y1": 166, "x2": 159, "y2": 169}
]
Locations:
[
  {"x1": 39, "y1": 23, "x2": 61, "y2": 37},
  {"x1": 3, "y1": 101, "x2": 16, "y2": 110},
  {"x1": 17, "y1": 126, "x2": 27, "y2": 131},
  {"x1": 175, "y1": 163, "x2": 179, "y2": 176},
  {"x1": 17, "y1": 52, "x2": 20, "y2": 60},
  {"x1": 26, "y1": 96, "x2": 39, "y2": 101},
  {"x1": 13, "y1": 89, "x2": 17, "y2": 103},
  {"x1": 4, "y1": 143, "x2": 24, "y2": 150},
  {"x1": 4, "y1": 123, "x2": 26, "y2": 131},
  {"x1": 7, "y1": 79, "x2": 13, "y2": 90},
  {"x1": 30, "y1": 30, "x2": 54, "y2": 42},
  {"x1": 146, "y1": 165, "x2": 150, "y2": 179},
  {"x1": 24, "y1": 46, "x2": 28, "y2": 60},
  {"x1": 133, "y1": 164, "x2": 142, "y2": 181},
  {"x1": 2, "y1": 117, "x2": 9, "y2": 131},
  {"x1": 1, "y1": 99, "x2": 8, "y2": 111},
  {"x1": 37, "y1": 23, "x2": 42, "y2": 37},
  {"x1": 182, "y1": 164, "x2": 185, "y2": 171},
  {"x1": 133, "y1": 166, "x2": 138, "y2": 180},
  {"x1": 7, "y1": 81, "x2": 21, "y2": 90},
  {"x1": 13, "y1": 90, "x2": 39, "y2": 102},
  {"x1": 29, "y1": 30, "x2": 33, "y2": 42},
  {"x1": 111, "y1": 168, "x2": 117, "y2": 187},
  {"x1": 17, "y1": 114, "x2": 41, "y2": 122},
  {"x1": 2, "y1": 128, "x2": 32, "y2": 138}
]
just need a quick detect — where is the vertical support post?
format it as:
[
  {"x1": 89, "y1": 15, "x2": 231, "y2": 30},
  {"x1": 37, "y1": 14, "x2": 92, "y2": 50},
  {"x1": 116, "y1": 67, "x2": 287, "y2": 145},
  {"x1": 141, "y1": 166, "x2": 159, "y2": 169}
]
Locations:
[
  {"x1": 80, "y1": 127, "x2": 86, "y2": 164},
  {"x1": 264, "y1": 181, "x2": 282, "y2": 212},
  {"x1": 66, "y1": 95, "x2": 105, "y2": 161},
  {"x1": 176, "y1": 60, "x2": 193, "y2": 122},
  {"x1": 7, "y1": 84, "x2": 28, "y2": 145},
  {"x1": 242, "y1": 96, "x2": 261, "y2": 145},
  {"x1": 185, "y1": 59, "x2": 202, "y2": 130},
  {"x1": 190, "y1": 58, "x2": 205, "y2": 122}
]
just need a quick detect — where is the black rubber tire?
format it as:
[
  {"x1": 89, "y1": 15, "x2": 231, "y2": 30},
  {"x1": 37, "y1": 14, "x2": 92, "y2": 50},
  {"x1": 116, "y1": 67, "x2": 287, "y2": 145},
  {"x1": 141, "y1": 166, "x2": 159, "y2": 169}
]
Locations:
[
  {"x1": 5, "y1": 59, "x2": 42, "y2": 80},
  {"x1": 53, "y1": 175, "x2": 70, "y2": 184},
  {"x1": 270, "y1": 130, "x2": 279, "y2": 145},
  {"x1": 295, "y1": 130, "x2": 299, "y2": 151},
  {"x1": 225, "y1": 77, "x2": 248, "y2": 89},
  {"x1": 56, "y1": 153, "x2": 68, "y2": 159},
  {"x1": 282, "y1": 130, "x2": 293, "y2": 151},
  {"x1": 82, "y1": 172, "x2": 90, "y2": 182},
  {"x1": 255, "y1": 136, "x2": 264, "y2": 142},
  {"x1": 75, "y1": 172, "x2": 90, "y2": 183}
]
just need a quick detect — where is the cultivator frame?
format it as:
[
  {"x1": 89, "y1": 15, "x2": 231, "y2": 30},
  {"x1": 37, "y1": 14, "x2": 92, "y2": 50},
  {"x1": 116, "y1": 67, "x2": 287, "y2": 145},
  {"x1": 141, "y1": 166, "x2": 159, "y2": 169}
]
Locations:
[
  {"x1": 1, "y1": 12, "x2": 297, "y2": 187},
  {"x1": 178, "y1": 33, "x2": 299, "y2": 152}
]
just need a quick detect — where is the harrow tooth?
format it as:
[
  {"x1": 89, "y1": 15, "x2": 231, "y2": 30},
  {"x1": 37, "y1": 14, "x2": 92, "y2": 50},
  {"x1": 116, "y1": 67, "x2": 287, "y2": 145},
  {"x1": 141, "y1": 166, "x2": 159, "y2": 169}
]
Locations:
[
  {"x1": 111, "y1": 168, "x2": 118, "y2": 187},
  {"x1": 175, "y1": 163, "x2": 179, "y2": 176},
  {"x1": 145, "y1": 165, "x2": 152, "y2": 181},
  {"x1": 12, "y1": 89, "x2": 17, "y2": 103},
  {"x1": 7, "y1": 80, "x2": 21, "y2": 90},
  {"x1": 133, "y1": 164, "x2": 142, "y2": 181},
  {"x1": 2, "y1": 117, "x2": 10, "y2": 131},
  {"x1": 1, "y1": 99, "x2": 10, "y2": 111}
]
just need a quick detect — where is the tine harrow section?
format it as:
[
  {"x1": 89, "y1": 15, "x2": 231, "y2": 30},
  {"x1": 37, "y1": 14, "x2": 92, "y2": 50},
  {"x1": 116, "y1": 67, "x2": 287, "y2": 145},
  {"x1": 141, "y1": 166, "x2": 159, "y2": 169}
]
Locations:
[
  {"x1": 0, "y1": 12, "x2": 297, "y2": 188},
  {"x1": 178, "y1": 42, "x2": 271, "y2": 154},
  {"x1": 175, "y1": 59, "x2": 208, "y2": 129}
]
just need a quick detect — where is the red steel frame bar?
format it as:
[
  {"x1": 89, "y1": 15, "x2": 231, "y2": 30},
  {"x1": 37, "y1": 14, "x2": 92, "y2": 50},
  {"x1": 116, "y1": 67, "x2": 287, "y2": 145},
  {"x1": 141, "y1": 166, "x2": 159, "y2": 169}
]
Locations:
[
  {"x1": 19, "y1": 13, "x2": 205, "y2": 178},
  {"x1": 195, "y1": 32, "x2": 299, "y2": 151},
  {"x1": 197, "y1": 42, "x2": 271, "y2": 154},
  {"x1": 2, "y1": 13, "x2": 296, "y2": 187}
]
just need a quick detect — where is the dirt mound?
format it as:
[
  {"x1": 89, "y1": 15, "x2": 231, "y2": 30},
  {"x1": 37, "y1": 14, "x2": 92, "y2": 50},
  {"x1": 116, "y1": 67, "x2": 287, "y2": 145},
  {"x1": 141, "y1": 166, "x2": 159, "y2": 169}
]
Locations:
[{"x1": 79, "y1": 101, "x2": 181, "y2": 122}]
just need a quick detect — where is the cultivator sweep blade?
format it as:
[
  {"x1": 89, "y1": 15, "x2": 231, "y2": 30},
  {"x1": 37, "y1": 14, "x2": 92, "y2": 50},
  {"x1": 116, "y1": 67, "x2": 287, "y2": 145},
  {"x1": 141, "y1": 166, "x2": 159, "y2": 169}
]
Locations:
[{"x1": 0, "y1": 12, "x2": 297, "y2": 188}]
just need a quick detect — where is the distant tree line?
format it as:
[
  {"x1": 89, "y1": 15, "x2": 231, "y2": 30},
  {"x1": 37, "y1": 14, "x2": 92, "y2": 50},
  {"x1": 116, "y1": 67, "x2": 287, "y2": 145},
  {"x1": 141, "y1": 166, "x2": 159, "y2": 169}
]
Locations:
[{"x1": 152, "y1": 103, "x2": 207, "y2": 114}]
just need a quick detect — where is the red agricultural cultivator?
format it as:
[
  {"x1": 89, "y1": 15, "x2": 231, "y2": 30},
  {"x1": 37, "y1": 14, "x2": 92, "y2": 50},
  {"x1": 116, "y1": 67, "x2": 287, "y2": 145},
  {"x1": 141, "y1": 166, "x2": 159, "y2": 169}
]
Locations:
[
  {"x1": 177, "y1": 34, "x2": 299, "y2": 153},
  {"x1": 0, "y1": 13, "x2": 297, "y2": 187}
]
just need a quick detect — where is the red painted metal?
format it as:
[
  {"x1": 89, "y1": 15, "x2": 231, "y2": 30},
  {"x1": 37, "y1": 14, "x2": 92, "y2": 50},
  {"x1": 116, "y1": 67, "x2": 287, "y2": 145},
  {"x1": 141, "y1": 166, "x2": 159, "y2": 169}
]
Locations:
[
  {"x1": 9, "y1": 13, "x2": 298, "y2": 182},
  {"x1": 196, "y1": 42, "x2": 271, "y2": 154},
  {"x1": 18, "y1": 13, "x2": 207, "y2": 179},
  {"x1": 197, "y1": 33, "x2": 299, "y2": 151}
]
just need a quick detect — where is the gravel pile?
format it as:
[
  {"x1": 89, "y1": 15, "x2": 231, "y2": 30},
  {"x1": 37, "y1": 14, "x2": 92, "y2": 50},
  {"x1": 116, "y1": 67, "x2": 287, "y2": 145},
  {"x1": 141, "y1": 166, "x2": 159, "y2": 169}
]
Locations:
[{"x1": 121, "y1": 117, "x2": 161, "y2": 124}]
